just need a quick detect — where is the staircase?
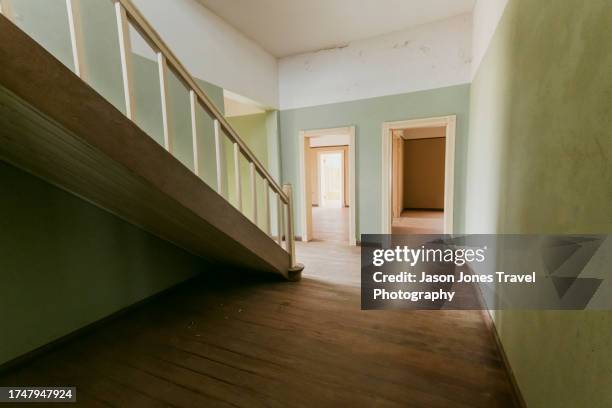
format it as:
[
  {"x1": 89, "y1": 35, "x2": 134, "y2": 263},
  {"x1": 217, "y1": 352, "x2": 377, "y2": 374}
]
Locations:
[{"x1": 0, "y1": 0, "x2": 302, "y2": 280}]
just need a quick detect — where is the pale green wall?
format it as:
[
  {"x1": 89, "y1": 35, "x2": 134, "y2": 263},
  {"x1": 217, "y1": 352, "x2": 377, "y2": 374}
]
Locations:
[
  {"x1": 227, "y1": 113, "x2": 269, "y2": 164},
  {"x1": 10, "y1": 0, "x2": 74, "y2": 70},
  {"x1": 0, "y1": 162, "x2": 206, "y2": 366},
  {"x1": 467, "y1": 0, "x2": 612, "y2": 406},
  {"x1": 226, "y1": 112, "x2": 281, "y2": 233},
  {"x1": 265, "y1": 111, "x2": 282, "y2": 183},
  {"x1": 226, "y1": 112, "x2": 268, "y2": 227},
  {"x1": 279, "y1": 84, "x2": 470, "y2": 238}
]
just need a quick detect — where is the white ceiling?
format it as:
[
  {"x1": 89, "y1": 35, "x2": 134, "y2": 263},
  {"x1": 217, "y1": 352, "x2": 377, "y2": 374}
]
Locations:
[{"x1": 196, "y1": 0, "x2": 475, "y2": 57}]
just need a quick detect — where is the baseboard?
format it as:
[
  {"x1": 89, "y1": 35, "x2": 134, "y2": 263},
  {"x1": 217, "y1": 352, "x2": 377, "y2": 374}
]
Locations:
[
  {"x1": 480, "y1": 309, "x2": 527, "y2": 408},
  {"x1": 471, "y1": 269, "x2": 527, "y2": 408},
  {"x1": 466, "y1": 265, "x2": 527, "y2": 408},
  {"x1": 272, "y1": 235, "x2": 303, "y2": 242},
  {"x1": 403, "y1": 208, "x2": 444, "y2": 211},
  {"x1": 0, "y1": 274, "x2": 201, "y2": 375}
]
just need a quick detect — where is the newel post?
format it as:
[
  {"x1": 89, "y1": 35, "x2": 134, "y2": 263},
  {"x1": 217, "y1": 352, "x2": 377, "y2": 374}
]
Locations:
[{"x1": 282, "y1": 184, "x2": 304, "y2": 281}]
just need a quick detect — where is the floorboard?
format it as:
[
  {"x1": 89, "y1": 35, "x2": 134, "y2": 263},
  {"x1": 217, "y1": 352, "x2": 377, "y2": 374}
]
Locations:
[
  {"x1": 393, "y1": 210, "x2": 444, "y2": 234},
  {"x1": 0, "y1": 241, "x2": 517, "y2": 407},
  {"x1": 312, "y1": 206, "x2": 349, "y2": 243}
]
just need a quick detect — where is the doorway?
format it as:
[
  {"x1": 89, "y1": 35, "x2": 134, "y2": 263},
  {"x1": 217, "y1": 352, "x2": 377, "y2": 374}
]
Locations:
[
  {"x1": 381, "y1": 116, "x2": 456, "y2": 234},
  {"x1": 319, "y1": 152, "x2": 344, "y2": 208},
  {"x1": 298, "y1": 126, "x2": 356, "y2": 245}
]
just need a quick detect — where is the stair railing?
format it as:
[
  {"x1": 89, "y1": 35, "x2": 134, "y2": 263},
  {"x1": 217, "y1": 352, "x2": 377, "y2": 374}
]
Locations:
[{"x1": 0, "y1": 0, "x2": 300, "y2": 272}]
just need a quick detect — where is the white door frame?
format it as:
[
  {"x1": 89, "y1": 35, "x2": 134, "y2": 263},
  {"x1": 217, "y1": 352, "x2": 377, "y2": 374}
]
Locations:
[
  {"x1": 298, "y1": 126, "x2": 356, "y2": 245},
  {"x1": 381, "y1": 115, "x2": 456, "y2": 234}
]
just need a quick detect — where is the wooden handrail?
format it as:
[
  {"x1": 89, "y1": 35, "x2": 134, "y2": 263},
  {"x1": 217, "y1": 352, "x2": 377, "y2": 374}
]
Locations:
[{"x1": 114, "y1": 0, "x2": 288, "y2": 204}]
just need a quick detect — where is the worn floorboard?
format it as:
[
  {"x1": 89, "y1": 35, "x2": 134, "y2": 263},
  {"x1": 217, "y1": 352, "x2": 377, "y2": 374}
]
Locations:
[
  {"x1": 0, "y1": 241, "x2": 517, "y2": 407},
  {"x1": 312, "y1": 207, "x2": 349, "y2": 243},
  {"x1": 392, "y1": 210, "x2": 444, "y2": 234}
]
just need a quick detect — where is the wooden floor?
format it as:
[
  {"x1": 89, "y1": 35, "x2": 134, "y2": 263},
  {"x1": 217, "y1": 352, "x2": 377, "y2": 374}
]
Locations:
[
  {"x1": 0, "y1": 241, "x2": 517, "y2": 407},
  {"x1": 392, "y1": 210, "x2": 444, "y2": 234},
  {"x1": 312, "y1": 206, "x2": 349, "y2": 243}
]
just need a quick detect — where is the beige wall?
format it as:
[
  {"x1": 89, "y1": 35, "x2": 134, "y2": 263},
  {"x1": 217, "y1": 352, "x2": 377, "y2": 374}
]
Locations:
[{"x1": 403, "y1": 137, "x2": 446, "y2": 210}]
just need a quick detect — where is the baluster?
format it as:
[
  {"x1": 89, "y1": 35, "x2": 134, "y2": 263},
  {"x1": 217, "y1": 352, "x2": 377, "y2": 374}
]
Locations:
[
  {"x1": 66, "y1": 0, "x2": 86, "y2": 79},
  {"x1": 250, "y1": 162, "x2": 257, "y2": 224},
  {"x1": 213, "y1": 120, "x2": 223, "y2": 195},
  {"x1": 233, "y1": 143, "x2": 242, "y2": 211},
  {"x1": 189, "y1": 90, "x2": 200, "y2": 176},
  {"x1": 264, "y1": 179, "x2": 270, "y2": 235},
  {"x1": 282, "y1": 184, "x2": 297, "y2": 266},
  {"x1": 114, "y1": 1, "x2": 134, "y2": 120},
  {"x1": 157, "y1": 52, "x2": 172, "y2": 152},
  {"x1": 277, "y1": 194, "x2": 284, "y2": 247},
  {"x1": 283, "y1": 202, "x2": 288, "y2": 250}
]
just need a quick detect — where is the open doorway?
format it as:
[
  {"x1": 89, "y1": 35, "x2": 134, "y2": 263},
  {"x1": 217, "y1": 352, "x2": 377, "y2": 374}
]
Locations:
[
  {"x1": 392, "y1": 127, "x2": 445, "y2": 233},
  {"x1": 312, "y1": 147, "x2": 347, "y2": 242},
  {"x1": 319, "y1": 151, "x2": 344, "y2": 208},
  {"x1": 382, "y1": 116, "x2": 456, "y2": 234},
  {"x1": 299, "y1": 127, "x2": 356, "y2": 245}
]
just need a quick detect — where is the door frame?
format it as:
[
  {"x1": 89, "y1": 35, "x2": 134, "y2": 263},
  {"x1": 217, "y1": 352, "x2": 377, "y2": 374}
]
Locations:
[
  {"x1": 381, "y1": 115, "x2": 456, "y2": 234},
  {"x1": 391, "y1": 134, "x2": 405, "y2": 218},
  {"x1": 298, "y1": 126, "x2": 356, "y2": 245}
]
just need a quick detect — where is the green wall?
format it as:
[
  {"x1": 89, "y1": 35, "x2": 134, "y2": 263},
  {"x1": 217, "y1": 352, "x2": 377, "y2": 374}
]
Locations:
[
  {"x1": 9, "y1": 0, "x2": 73, "y2": 68},
  {"x1": 279, "y1": 84, "x2": 470, "y2": 238},
  {"x1": 226, "y1": 112, "x2": 268, "y2": 226},
  {"x1": 226, "y1": 112, "x2": 281, "y2": 233},
  {"x1": 227, "y1": 113, "x2": 269, "y2": 164},
  {"x1": 467, "y1": 0, "x2": 612, "y2": 406},
  {"x1": 0, "y1": 162, "x2": 206, "y2": 366}
]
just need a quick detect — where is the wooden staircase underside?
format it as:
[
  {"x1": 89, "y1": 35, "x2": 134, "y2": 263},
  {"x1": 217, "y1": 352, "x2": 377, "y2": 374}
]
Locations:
[{"x1": 0, "y1": 16, "x2": 291, "y2": 277}]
